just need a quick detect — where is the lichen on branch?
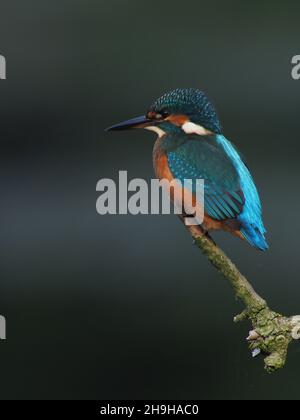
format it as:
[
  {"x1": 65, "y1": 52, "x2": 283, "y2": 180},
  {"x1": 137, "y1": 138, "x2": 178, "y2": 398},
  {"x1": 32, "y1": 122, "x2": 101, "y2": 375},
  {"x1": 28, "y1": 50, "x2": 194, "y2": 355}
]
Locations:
[{"x1": 186, "y1": 224, "x2": 300, "y2": 373}]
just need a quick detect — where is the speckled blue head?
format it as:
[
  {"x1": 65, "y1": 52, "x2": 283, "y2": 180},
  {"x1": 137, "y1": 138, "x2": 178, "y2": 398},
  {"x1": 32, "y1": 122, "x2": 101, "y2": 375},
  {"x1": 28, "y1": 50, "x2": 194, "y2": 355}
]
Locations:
[
  {"x1": 149, "y1": 88, "x2": 222, "y2": 134},
  {"x1": 106, "y1": 88, "x2": 222, "y2": 135}
]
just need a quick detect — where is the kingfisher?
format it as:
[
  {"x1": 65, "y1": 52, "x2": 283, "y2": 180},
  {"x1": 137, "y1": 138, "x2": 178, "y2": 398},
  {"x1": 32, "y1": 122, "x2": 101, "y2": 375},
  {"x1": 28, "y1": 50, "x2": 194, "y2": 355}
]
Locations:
[{"x1": 106, "y1": 88, "x2": 268, "y2": 251}]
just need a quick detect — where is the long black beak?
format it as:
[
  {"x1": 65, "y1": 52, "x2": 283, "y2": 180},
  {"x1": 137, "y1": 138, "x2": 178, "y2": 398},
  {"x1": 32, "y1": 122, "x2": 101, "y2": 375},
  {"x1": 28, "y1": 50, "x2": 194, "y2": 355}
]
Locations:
[{"x1": 105, "y1": 115, "x2": 153, "y2": 132}]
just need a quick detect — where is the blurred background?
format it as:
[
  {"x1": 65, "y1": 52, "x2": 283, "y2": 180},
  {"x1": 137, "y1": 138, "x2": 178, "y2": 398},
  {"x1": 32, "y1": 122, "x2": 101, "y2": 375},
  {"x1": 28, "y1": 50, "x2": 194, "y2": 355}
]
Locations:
[{"x1": 0, "y1": 0, "x2": 300, "y2": 400}]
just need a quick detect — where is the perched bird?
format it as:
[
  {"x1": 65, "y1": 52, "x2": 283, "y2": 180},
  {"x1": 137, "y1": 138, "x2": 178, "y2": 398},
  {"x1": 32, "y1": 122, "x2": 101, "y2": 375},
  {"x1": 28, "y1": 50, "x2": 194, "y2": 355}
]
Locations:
[{"x1": 106, "y1": 88, "x2": 268, "y2": 251}]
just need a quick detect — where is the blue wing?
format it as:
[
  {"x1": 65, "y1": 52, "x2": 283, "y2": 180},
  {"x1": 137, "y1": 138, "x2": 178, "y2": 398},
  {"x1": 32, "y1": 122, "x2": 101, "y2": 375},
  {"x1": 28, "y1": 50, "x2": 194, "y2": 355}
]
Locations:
[
  {"x1": 166, "y1": 134, "x2": 268, "y2": 251},
  {"x1": 167, "y1": 136, "x2": 245, "y2": 221}
]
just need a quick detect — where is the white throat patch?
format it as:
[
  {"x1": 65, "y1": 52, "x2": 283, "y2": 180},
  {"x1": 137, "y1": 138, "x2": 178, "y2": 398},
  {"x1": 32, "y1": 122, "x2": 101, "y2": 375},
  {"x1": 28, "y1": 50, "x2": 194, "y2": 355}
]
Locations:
[
  {"x1": 182, "y1": 121, "x2": 211, "y2": 136},
  {"x1": 145, "y1": 126, "x2": 166, "y2": 138}
]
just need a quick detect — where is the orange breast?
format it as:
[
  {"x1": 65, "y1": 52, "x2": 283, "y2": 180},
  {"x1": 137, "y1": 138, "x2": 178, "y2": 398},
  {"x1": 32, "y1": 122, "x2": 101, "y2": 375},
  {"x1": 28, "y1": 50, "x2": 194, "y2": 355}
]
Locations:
[{"x1": 153, "y1": 140, "x2": 208, "y2": 227}]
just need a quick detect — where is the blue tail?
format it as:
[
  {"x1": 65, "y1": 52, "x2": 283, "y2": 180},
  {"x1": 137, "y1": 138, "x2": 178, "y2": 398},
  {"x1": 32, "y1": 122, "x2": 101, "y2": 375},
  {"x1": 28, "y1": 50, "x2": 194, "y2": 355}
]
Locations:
[
  {"x1": 216, "y1": 135, "x2": 269, "y2": 252},
  {"x1": 240, "y1": 226, "x2": 269, "y2": 251}
]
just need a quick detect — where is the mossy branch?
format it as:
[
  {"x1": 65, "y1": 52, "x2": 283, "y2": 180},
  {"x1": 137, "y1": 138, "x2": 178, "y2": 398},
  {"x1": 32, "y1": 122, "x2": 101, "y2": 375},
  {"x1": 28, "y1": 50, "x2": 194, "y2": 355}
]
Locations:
[{"x1": 186, "y1": 224, "x2": 300, "y2": 373}]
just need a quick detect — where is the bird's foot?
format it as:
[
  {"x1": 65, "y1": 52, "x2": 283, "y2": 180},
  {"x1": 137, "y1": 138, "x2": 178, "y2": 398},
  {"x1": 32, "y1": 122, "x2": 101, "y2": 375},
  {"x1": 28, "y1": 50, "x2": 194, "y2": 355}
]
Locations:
[{"x1": 204, "y1": 231, "x2": 216, "y2": 246}]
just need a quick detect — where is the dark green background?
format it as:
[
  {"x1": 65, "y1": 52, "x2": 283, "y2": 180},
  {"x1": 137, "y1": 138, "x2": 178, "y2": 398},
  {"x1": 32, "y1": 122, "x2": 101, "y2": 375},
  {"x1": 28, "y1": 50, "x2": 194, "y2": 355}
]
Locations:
[{"x1": 0, "y1": 0, "x2": 300, "y2": 400}]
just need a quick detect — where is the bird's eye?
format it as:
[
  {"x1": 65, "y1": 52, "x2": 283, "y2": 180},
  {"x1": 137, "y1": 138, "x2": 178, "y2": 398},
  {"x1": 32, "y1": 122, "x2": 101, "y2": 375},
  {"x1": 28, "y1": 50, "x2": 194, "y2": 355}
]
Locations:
[
  {"x1": 156, "y1": 111, "x2": 168, "y2": 119},
  {"x1": 147, "y1": 110, "x2": 168, "y2": 120}
]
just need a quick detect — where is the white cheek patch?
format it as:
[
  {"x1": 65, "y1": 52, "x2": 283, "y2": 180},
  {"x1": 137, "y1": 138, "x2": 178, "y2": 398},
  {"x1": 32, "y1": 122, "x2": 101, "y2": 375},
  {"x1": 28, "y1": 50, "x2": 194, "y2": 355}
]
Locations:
[
  {"x1": 182, "y1": 121, "x2": 211, "y2": 136},
  {"x1": 145, "y1": 126, "x2": 166, "y2": 138}
]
